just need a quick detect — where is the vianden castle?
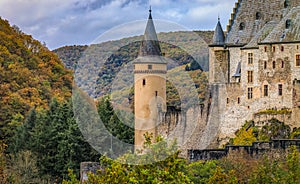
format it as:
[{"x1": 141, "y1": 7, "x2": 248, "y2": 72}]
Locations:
[{"x1": 133, "y1": 0, "x2": 300, "y2": 154}]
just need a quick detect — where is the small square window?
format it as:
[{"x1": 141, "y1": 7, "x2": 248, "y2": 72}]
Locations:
[{"x1": 148, "y1": 65, "x2": 152, "y2": 70}]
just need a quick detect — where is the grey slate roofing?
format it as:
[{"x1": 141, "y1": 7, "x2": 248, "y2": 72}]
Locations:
[
  {"x1": 243, "y1": 21, "x2": 278, "y2": 48},
  {"x1": 138, "y1": 9, "x2": 162, "y2": 57},
  {"x1": 212, "y1": 18, "x2": 225, "y2": 45},
  {"x1": 262, "y1": 6, "x2": 300, "y2": 43}
]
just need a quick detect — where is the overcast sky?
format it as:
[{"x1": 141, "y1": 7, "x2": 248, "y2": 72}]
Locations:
[{"x1": 0, "y1": 0, "x2": 236, "y2": 50}]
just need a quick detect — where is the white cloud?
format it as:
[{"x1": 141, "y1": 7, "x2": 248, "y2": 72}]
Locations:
[{"x1": 0, "y1": 0, "x2": 236, "y2": 49}]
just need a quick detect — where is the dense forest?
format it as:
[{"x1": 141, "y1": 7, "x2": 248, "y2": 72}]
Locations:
[{"x1": 1, "y1": 16, "x2": 300, "y2": 184}]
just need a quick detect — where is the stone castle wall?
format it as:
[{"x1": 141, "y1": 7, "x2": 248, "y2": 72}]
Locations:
[{"x1": 188, "y1": 139, "x2": 300, "y2": 161}]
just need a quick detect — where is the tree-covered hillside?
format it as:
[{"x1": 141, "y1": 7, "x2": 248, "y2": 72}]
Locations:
[
  {"x1": 54, "y1": 31, "x2": 213, "y2": 98},
  {"x1": 0, "y1": 18, "x2": 73, "y2": 141}
]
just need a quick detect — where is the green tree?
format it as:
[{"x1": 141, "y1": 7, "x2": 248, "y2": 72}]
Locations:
[
  {"x1": 186, "y1": 160, "x2": 217, "y2": 184},
  {"x1": 64, "y1": 135, "x2": 192, "y2": 184}
]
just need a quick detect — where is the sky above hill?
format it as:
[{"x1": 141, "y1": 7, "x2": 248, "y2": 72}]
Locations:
[{"x1": 0, "y1": 0, "x2": 236, "y2": 49}]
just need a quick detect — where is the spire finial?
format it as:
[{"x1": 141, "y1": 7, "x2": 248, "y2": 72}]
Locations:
[
  {"x1": 149, "y1": 6, "x2": 152, "y2": 13},
  {"x1": 218, "y1": 14, "x2": 220, "y2": 21}
]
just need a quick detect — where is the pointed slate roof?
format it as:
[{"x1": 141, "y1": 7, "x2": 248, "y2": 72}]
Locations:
[
  {"x1": 212, "y1": 18, "x2": 225, "y2": 45},
  {"x1": 138, "y1": 8, "x2": 162, "y2": 56}
]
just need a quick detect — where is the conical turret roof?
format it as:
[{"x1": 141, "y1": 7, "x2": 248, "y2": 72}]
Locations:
[
  {"x1": 138, "y1": 8, "x2": 162, "y2": 56},
  {"x1": 212, "y1": 18, "x2": 225, "y2": 45}
]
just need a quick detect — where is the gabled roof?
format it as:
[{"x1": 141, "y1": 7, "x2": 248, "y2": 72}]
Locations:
[{"x1": 138, "y1": 8, "x2": 162, "y2": 57}]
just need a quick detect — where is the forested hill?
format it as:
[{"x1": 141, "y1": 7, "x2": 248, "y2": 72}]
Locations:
[
  {"x1": 54, "y1": 31, "x2": 213, "y2": 97},
  {"x1": 0, "y1": 17, "x2": 73, "y2": 141},
  {"x1": 54, "y1": 31, "x2": 213, "y2": 71}
]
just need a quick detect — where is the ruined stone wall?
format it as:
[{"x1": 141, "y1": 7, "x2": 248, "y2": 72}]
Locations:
[
  {"x1": 253, "y1": 113, "x2": 293, "y2": 127},
  {"x1": 189, "y1": 139, "x2": 300, "y2": 162}
]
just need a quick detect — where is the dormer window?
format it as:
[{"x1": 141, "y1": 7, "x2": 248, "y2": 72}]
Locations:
[
  {"x1": 255, "y1": 12, "x2": 261, "y2": 20},
  {"x1": 286, "y1": 19, "x2": 291, "y2": 29},
  {"x1": 284, "y1": 0, "x2": 289, "y2": 8},
  {"x1": 239, "y1": 22, "x2": 245, "y2": 31}
]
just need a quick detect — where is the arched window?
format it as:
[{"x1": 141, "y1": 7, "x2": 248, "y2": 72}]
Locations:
[
  {"x1": 239, "y1": 22, "x2": 245, "y2": 30},
  {"x1": 273, "y1": 61, "x2": 276, "y2": 69},
  {"x1": 281, "y1": 60, "x2": 284, "y2": 68},
  {"x1": 255, "y1": 12, "x2": 261, "y2": 20}
]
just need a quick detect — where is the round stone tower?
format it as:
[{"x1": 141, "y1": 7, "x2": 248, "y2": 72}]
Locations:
[{"x1": 134, "y1": 8, "x2": 167, "y2": 151}]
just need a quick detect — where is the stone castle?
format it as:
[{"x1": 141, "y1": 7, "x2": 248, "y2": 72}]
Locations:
[
  {"x1": 209, "y1": 0, "x2": 300, "y2": 145},
  {"x1": 133, "y1": 0, "x2": 300, "y2": 150}
]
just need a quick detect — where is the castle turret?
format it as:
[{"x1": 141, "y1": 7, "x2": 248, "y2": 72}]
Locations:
[
  {"x1": 134, "y1": 8, "x2": 167, "y2": 151},
  {"x1": 209, "y1": 18, "x2": 229, "y2": 84},
  {"x1": 212, "y1": 17, "x2": 225, "y2": 45}
]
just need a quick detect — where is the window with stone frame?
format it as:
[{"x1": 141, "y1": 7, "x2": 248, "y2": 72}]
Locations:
[
  {"x1": 148, "y1": 64, "x2": 152, "y2": 69},
  {"x1": 247, "y1": 71, "x2": 253, "y2": 83},
  {"x1": 296, "y1": 54, "x2": 300, "y2": 67},
  {"x1": 278, "y1": 84, "x2": 283, "y2": 96},
  {"x1": 248, "y1": 53, "x2": 253, "y2": 64},
  {"x1": 248, "y1": 87, "x2": 253, "y2": 99},
  {"x1": 264, "y1": 85, "x2": 268, "y2": 97}
]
